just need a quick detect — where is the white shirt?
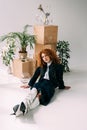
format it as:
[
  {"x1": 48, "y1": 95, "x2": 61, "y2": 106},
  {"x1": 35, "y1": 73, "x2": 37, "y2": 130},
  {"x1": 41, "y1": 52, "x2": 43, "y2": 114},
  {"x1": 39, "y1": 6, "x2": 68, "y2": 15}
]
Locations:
[{"x1": 43, "y1": 61, "x2": 52, "y2": 80}]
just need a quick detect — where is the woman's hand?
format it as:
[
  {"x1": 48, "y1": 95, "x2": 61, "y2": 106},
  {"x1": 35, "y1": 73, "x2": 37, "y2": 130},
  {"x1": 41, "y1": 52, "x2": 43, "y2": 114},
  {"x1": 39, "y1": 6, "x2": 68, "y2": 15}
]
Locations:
[
  {"x1": 37, "y1": 92, "x2": 42, "y2": 99},
  {"x1": 65, "y1": 86, "x2": 71, "y2": 89},
  {"x1": 20, "y1": 85, "x2": 30, "y2": 89}
]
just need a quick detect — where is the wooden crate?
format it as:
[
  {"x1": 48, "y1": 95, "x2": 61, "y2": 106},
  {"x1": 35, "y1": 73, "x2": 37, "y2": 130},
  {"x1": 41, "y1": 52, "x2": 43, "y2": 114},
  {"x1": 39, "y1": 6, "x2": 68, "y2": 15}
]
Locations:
[
  {"x1": 34, "y1": 25, "x2": 58, "y2": 44},
  {"x1": 12, "y1": 59, "x2": 35, "y2": 78}
]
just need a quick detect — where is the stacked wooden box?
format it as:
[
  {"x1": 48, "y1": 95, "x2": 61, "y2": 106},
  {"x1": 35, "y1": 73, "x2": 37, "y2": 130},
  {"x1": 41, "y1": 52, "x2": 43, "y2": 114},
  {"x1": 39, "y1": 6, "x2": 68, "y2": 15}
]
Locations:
[
  {"x1": 34, "y1": 25, "x2": 58, "y2": 66},
  {"x1": 12, "y1": 58, "x2": 35, "y2": 78}
]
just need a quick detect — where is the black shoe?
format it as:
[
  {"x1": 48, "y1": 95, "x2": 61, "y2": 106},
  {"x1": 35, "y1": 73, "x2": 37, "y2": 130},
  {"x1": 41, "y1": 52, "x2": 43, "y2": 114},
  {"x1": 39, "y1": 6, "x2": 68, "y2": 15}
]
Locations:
[
  {"x1": 11, "y1": 102, "x2": 26, "y2": 116},
  {"x1": 13, "y1": 104, "x2": 19, "y2": 113},
  {"x1": 20, "y1": 102, "x2": 26, "y2": 115},
  {"x1": 10, "y1": 104, "x2": 19, "y2": 115}
]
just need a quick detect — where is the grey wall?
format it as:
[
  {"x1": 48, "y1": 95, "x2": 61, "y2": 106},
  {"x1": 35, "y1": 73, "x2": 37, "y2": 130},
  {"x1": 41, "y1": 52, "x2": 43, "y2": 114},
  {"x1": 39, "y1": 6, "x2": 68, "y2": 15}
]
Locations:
[{"x1": 0, "y1": 0, "x2": 87, "y2": 69}]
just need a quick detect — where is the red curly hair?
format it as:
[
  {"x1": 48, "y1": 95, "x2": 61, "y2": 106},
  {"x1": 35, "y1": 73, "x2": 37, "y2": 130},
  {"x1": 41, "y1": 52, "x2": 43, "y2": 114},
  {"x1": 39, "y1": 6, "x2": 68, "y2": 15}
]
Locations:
[{"x1": 38, "y1": 48, "x2": 60, "y2": 67}]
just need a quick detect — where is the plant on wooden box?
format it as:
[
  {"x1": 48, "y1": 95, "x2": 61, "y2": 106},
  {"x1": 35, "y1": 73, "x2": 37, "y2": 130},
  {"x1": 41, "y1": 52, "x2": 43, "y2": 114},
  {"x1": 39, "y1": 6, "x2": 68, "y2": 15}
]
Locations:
[
  {"x1": 0, "y1": 25, "x2": 36, "y2": 60},
  {"x1": 56, "y1": 40, "x2": 71, "y2": 72}
]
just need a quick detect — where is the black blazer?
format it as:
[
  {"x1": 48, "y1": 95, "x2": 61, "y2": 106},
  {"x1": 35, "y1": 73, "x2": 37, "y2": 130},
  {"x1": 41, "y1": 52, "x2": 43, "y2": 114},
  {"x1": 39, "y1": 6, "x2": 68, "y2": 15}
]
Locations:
[{"x1": 28, "y1": 62, "x2": 65, "y2": 89}]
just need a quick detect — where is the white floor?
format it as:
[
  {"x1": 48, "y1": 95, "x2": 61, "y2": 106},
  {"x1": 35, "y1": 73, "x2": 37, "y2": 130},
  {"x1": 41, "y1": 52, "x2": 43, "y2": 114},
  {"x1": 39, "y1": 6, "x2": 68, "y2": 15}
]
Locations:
[{"x1": 0, "y1": 65, "x2": 87, "y2": 130}]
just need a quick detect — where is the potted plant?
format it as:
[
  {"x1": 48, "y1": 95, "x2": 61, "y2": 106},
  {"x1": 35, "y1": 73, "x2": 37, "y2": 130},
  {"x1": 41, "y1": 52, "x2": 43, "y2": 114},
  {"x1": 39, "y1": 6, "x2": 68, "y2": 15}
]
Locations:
[
  {"x1": 37, "y1": 4, "x2": 50, "y2": 25},
  {"x1": 56, "y1": 40, "x2": 71, "y2": 72},
  {"x1": 0, "y1": 24, "x2": 36, "y2": 60},
  {"x1": 1, "y1": 39, "x2": 16, "y2": 73}
]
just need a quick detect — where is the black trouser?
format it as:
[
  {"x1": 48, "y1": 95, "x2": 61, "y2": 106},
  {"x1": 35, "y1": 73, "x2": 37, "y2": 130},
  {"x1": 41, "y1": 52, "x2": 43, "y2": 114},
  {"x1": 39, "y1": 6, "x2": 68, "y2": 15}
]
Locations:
[{"x1": 32, "y1": 79, "x2": 55, "y2": 105}]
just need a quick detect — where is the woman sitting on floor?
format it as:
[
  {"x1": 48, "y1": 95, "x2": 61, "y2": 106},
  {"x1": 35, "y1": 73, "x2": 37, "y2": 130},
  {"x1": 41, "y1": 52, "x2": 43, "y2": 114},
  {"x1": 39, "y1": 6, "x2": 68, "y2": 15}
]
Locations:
[{"x1": 12, "y1": 48, "x2": 70, "y2": 117}]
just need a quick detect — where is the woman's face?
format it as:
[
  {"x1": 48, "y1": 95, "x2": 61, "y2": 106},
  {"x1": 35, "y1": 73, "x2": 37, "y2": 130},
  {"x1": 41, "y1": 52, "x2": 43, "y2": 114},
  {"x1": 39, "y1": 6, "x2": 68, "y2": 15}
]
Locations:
[{"x1": 41, "y1": 53, "x2": 51, "y2": 63}]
